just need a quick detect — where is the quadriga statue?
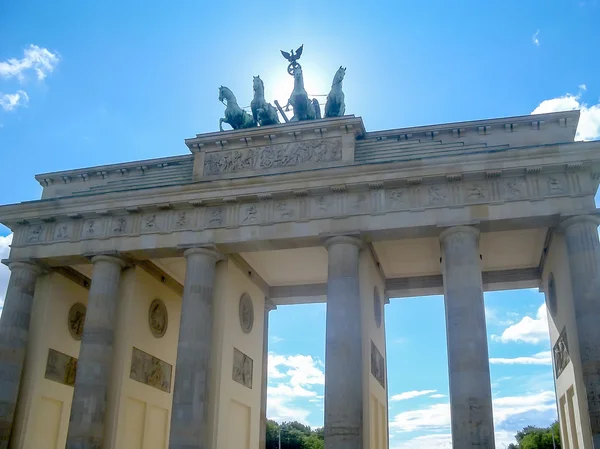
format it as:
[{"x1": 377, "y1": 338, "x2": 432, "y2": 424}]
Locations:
[
  {"x1": 324, "y1": 66, "x2": 346, "y2": 118},
  {"x1": 250, "y1": 76, "x2": 280, "y2": 127},
  {"x1": 218, "y1": 86, "x2": 256, "y2": 131}
]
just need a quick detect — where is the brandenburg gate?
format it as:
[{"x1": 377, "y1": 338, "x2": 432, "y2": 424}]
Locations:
[{"x1": 1, "y1": 48, "x2": 600, "y2": 449}]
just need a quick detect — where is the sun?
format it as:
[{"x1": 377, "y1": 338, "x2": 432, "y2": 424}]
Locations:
[{"x1": 257, "y1": 62, "x2": 331, "y2": 121}]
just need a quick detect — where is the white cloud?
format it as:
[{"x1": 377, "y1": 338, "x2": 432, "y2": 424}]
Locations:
[
  {"x1": 267, "y1": 352, "x2": 324, "y2": 423},
  {"x1": 0, "y1": 234, "x2": 13, "y2": 314},
  {"x1": 389, "y1": 391, "x2": 556, "y2": 434},
  {"x1": 0, "y1": 44, "x2": 59, "y2": 81},
  {"x1": 532, "y1": 88, "x2": 600, "y2": 141},
  {"x1": 269, "y1": 353, "x2": 324, "y2": 386},
  {"x1": 390, "y1": 390, "x2": 437, "y2": 402},
  {"x1": 429, "y1": 393, "x2": 446, "y2": 398},
  {"x1": 0, "y1": 90, "x2": 29, "y2": 111},
  {"x1": 490, "y1": 351, "x2": 552, "y2": 365},
  {"x1": 532, "y1": 30, "x2": 540, "y2": 46},
  {"x1": 390, "y1": 431, "x2": 516, "y2": 449},
  {"x1": 492, "y1": 304, "x2": 549, "y2": 344},
  {"x1": 493, "y1": 390, "x2": 556, "y2": 425},
  {"x1": 390, "y1": 403, "x2": 450, "y2": 432}
]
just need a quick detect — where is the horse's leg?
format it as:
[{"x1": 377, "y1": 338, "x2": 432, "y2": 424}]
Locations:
[{"x1": 219, "y1": 118, "x2": 226, "y2": 132}]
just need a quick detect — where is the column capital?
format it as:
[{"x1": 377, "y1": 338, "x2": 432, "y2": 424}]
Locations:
[
  {"x1": 4, "y1": 260, "x2": 44, "y2": 276},
  {"x1": 559, "y1": 214, "x2": 600, "y2": 231},
  {"x1": 439, "y1": 225, "x2": 480, "y2": 243},
  {"x1": 91, "y1": 254, "x2": 127, "y2": 268},
  {"x1": 265, "y1": 297, "x2": 277, "y2": 312},
  {"x1": 324, "y1": 235, "x2": 365, "y2": 250},
  {"x1": 183, "y1": 246, "x2": 224, "y2": 261}
]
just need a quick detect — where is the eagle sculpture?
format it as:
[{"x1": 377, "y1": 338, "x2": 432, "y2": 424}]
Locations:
[{"x1": 280, "y1": 44, "x2": 304, "y2": 64}]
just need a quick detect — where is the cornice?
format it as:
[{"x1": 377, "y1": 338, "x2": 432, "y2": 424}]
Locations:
[
  {"x1": 1, "y1": 140, "x2": 598, "y2": 228},
  {"x1": 365, "y1": 110, "x2": 580, "y2": 140}
]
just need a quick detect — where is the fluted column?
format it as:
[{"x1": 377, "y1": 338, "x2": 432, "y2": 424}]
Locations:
[
  {"x1": 260, "y1": 298, "x2": 277, "y2": 449},
  {"x1": 562, "y1": 215, "x2": 600, "y2": 448},
  {"x1": 0, "y1": 261, "x2": 42, "y2": 449},
  {"x1": 440, "y1": 226, "x2": 495, "y2": 449},
  {"x1": 324, "y1": 236, "x2": 364, "y2": 449},
  {"x1": 66, "y1": 255, "x2": 126, "y2": 449},
  {"x1": 169, "y1": 247, "x2": 222, "y2": 449}
]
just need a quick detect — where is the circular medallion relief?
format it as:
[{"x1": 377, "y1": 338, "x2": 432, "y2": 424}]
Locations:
[
  {"x1": 68, "y1": 303, "x2": 87, "y2": 341},
  {"x1": 149, "y1": 299, "x2": 168, "y2": 338},
  {"x1": 239, "y1": 293, "x2": 254, "y2": 334},
  {"x1": 374, "y1": 287, "x2": 382, "y2": 328},
  {"x1": 547, "y1": 273, "x2": 558, "y2": 317}
]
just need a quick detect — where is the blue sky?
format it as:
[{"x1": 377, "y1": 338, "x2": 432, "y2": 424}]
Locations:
[{"x1": 1, "y1": 1, "x2": 600, "y2": 448}]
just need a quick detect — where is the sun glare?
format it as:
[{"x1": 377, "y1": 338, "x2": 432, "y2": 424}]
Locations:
[{"x1": 256, "y1": 62, "x2": 331, "y2": 121}]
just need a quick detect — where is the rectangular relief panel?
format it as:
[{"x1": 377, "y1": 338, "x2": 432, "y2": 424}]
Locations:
[
  {"x1": 232, "y1": 347, "x2": 253, "y2": 389},
  {"x1": 44, "y1": 348, "x2": 77, "y2": 387},
  {"x1": 553, "y1": 328, "x2": 571, "y2": 378},
  {"x1": 30, "y1": 396, "x2": 63, "y2": 449},
  {"x1": 130, "y1": 347, "x2": 173, "y2": 393},
  {"x1": 370, "y1": 341, "x2": 385, "y2": 389}
]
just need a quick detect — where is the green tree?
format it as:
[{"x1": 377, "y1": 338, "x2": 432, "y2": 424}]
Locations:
[
  {"x1": 507, "y1": 422, "x2": 561, "y2": 449},
  {"x1": 265, "y1": 421, "x2": 324, "y2": 449}
]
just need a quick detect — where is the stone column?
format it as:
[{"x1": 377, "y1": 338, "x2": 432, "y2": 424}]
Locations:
[
  {"x1": 260, "y1": 298, "x2": 277, "y2": 449},
  {"x1": 0, "y1": 261, "x2": 42, "y2": 449},
  {"x1": 169, "y1": 247, "x2": 222, "y2": 449},
  {"x1": 440, "y1": 226, "x2": 495, "y2": 449},
  {"x1": 324, "y1": 236, "x2": 364, "y2": 449},
  {"x1": 66, "y1": 255, "x2": 126, "y2": 449},
  {"x1": 562, "y1": 215, "x2": 600, "y2": 448}
]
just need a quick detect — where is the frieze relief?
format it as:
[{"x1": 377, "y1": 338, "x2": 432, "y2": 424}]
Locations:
[
  {"x1": 45, "y1": 348, "x2": 78, "y2": 387},
  {"x1": 203, "y1": 138, "x2": 343, "y2": 176},
  {"x1": 130, "y1": 347, "x2": 172, "y2": 393},
  {"x1": 370, "y1": 341, "x2": 385, "y2": 389},
  {"x1": 553, "y1": 328, "x2": 570, "y2": 378},
  {"x1": 16, "y1": 172, "x2": 588, "y2": 247},
  {"x1": 232, "y1": 347, "x2": 253, "y2": 389}
]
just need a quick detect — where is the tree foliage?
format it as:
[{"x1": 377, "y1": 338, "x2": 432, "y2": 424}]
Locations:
[
  {"x1": 507, "y1": 422, "x2": 561, "y2": 449},
  {"x1": 266, "y1": 420, "x2": 324, "y2": 449}
]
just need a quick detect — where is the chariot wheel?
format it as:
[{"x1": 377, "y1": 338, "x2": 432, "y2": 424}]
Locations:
[{"x1": 287, "y1": 62, "x2": 300, "y2": 76}]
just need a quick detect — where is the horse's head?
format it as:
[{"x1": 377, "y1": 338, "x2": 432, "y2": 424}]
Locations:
[
  {"x1": 293, "y1": 65, "x2": 303, "y2": 83},
  {"x1": 218, "y1": 86, "x2": 235, "y2": 104},
  {"x1": 253, "y1": 75, "x2": 264, "y2": 93},
  {"x1": 333, "y1": 66, "x2": 346, "y2": 85}
]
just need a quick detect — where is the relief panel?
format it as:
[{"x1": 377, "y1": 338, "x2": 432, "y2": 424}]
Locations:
[
  {"x1": 27, "y1": 224, "x2": 46, "y2": 243},
  {"x1": 370, "y1": 341, "x2": 385, "y2": 389},
  {"x1": 206, "y1": 206, "x2": 225, "y2": 228},
  {"x1": 385, "y1": 188, "x2": 407, "y2": 212},
  {"x1": 311, "y1": 195, "x2": 335, "y2": 218},
  {"x1": 141, "y1": 213, "x2": 167, "y2": 232},
  {"x1": 82, "y1": 218, "x2": 106, "y2": 238},
  {"x1": 54, "y1": 222, "x2": 73, "y2": 241},
  {"x1": 45, "y1": 348, "x2": 78, "y2": 387},
  {"x1": 111, "y1": 216, "x2": 130, "y2": 235},
  {"x1": 239, "y1": 203, "x2": 261, "y2": 226},
  {"x1": 203, "y1": 138, "x2": 343, "y2": 176},
  {"x1": 464, "y1": 182, "x2": 490, "y2": 203},
  {"x1": 502, "y1": 177, "x2": 527, "y2": 201},
  {"x1": 544, "y1": 174, "x2": 569, "y2": 196},
  {"x1": 553, "y1": 327, "x2": 570, "y2": 378},
  {"x1": 130, "y1": 347, "x2": 172, "y2": 393},
  {"x1": 232, "y1": 347, "x2": 253, "y2": 389},
  {"x1": 426, "y1": 185, "x2": 449, "y2": 206}
]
